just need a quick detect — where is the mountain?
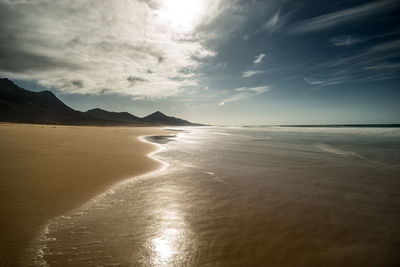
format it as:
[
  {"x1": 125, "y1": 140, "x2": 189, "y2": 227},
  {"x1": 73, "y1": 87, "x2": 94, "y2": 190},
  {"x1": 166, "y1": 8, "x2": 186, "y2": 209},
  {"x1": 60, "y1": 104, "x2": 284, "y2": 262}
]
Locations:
[
  {"x1": 85, "y1": 108, "x2": 145, "y2": 125},
  {"x1": 0, "y1": 78, "x2": 73, "y2": 113},
  {"x1": 0, "y1": 78, "x2": 203, "y2": 126},
  {"x1": 143, "y1": 111, "x2": 202, "y2": 126},
  {"x1": 0, "y1": 78, "x2": 118, "y2": 125}
]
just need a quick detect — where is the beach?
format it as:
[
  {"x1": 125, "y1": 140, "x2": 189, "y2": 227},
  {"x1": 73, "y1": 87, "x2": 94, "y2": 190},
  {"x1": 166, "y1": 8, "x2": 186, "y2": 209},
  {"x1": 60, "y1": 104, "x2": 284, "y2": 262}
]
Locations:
[
  {"x1": 1, "y1": 125, "x2": 400, "y2": 266},
  {"x1": 18, "y1": 126, "x2": 400, "y2": 266},
  {"x1": 0, "y1": 123, "x2": 169, "y2": 266}
]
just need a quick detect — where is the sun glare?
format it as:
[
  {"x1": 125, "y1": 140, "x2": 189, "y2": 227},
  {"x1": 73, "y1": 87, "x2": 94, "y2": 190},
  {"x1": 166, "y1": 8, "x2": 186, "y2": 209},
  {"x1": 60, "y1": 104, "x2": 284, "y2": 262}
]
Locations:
[{"x1": 159, "y1": 0, "x2": 207, "y2": 31}]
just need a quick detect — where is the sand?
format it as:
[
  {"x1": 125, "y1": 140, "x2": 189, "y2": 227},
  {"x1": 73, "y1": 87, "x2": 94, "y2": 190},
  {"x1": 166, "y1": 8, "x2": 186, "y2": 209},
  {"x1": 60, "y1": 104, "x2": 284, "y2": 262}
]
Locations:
[{"x1": 0, "y1": 123, "x2": 170, "y2": 266}]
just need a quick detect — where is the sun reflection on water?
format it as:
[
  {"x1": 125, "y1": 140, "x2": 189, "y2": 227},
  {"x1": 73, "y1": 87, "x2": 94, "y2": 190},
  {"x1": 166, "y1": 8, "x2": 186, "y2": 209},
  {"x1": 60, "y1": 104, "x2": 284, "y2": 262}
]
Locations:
[
  {"x1": 149, "y1": 202, "x2": 188, "y2": 266},
  {"x1": 152, "y1": 228, "x2": 180, "y2": 263}
]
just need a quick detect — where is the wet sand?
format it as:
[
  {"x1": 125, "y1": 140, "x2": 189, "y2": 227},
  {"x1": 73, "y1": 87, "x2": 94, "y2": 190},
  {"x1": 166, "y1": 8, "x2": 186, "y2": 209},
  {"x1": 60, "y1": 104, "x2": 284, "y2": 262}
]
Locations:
[{"x1": 0, "y1": 123, "x2": 169, "y2": 266}]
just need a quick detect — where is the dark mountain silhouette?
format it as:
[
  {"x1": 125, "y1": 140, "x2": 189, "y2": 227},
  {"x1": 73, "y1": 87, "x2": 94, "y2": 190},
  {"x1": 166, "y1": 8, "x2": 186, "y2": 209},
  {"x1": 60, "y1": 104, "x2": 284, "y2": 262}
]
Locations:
[
  {"x1": 0, "y1": 78, "x2": 203, "y2": 126},
  {"x1": 0, "y1": 78, "x2": 117, "y2": 125},
  {"x1": 143, "y1": 111, "x2": 201, "y2": 126},
  {"x1": 0, "y1": 78, "x2": 73, "y2": 113},
  {"x1": 85, "y1": 108, "x2": 145, "y2": 124}
]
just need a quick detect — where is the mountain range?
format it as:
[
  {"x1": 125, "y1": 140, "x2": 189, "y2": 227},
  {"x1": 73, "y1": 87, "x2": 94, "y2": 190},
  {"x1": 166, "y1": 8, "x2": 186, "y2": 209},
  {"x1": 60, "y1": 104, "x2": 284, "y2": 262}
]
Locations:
[{"x1": 0, "y1": 78, "x2": 203, "y2": 126}]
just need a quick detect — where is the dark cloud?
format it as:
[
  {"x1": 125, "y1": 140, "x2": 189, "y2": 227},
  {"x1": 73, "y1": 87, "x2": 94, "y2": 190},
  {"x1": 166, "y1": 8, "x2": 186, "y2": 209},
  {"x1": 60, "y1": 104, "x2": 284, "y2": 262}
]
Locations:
[
  {"x1": 71, "y1": 80, "x2": 84, "y2": 88},
  {"x1": 127, "y1": 76, "x2": 148, "y2": 85},
  {"x1": 0, "y1": 46, "x2": 77, "y2": 73},
  {"x1": 97, "y1": 41, "x2": 114, "y2": 52},
  {"x1": 99, "y1": 88, "x2": 110, "y2": 94},
  {"x1": 0, "y1": 1, "x2": 76, "y2": 73}
]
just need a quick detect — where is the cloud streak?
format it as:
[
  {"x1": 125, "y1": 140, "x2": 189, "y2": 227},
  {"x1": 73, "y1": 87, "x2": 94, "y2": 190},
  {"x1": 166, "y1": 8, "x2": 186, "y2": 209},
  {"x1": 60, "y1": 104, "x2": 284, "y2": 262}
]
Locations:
[
  {"x1": 287, "y1": 0, "x2": 397, "y2": 34},
  {"x1": 219, "y1": 86, "x2": 270, "y2": 105},
  {"x1": 264, "y1": 10, "x2": 280, "y2": 32},
  {"x1": 234, "y1": 86, "x2": 270, "y2": 94},
  {"x1": 304, "y1": 76, "x2": 346, "y2": 86},
  {"x1": 301, "y1": 36, "x2": 400, "y2": 87},
  {"x1": 329, "y1": 36, "x2": 362, "y2": 47},
  {"x1": 330, "y1": 30, "x2": 400, "y2": 47},
  {"x1": 263, "y1": 8, "x2": 291, "y2": 33},
  {"x1": 241, "y1": 70, "x2": 266, "y2": 78}
]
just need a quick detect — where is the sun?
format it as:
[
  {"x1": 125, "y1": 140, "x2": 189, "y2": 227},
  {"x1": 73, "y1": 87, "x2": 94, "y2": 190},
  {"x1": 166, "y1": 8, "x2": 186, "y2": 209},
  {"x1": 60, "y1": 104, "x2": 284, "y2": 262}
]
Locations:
[{"x1": 158, "y1": 0, "x2": 207, "y2": 32}]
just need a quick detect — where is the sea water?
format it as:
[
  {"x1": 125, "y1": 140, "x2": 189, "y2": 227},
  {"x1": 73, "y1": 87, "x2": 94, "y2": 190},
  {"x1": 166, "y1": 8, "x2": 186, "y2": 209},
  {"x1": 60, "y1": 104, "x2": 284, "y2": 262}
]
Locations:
[{"x1": 22, "y1": 126, "x2": 400, "y2": 266}]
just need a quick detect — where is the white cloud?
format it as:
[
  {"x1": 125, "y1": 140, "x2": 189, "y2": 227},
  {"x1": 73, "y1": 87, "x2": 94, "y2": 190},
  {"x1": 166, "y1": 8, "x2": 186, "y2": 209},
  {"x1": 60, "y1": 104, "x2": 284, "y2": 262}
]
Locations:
[
  {"x1": 287, "y1": 0, "x2": 397, "y2": 34},
  {"x1": 241, "y1": 70, "x2": 266, "y2": 78},
  {"x1": 0, "y1": 0, "x2": 220, "y2": 98},
  {"x1": 218, "y1": 86, "x2": 270, "y2": 105},
  {"x1": 253, "y1": 53, "x2": 266, "y2": 64}
]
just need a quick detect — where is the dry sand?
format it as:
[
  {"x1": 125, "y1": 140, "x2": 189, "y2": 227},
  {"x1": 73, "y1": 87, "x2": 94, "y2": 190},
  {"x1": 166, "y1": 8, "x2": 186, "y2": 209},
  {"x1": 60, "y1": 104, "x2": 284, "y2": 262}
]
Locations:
[{"x1": 0, "y1": 123, "x2": 170, "y2": 266}]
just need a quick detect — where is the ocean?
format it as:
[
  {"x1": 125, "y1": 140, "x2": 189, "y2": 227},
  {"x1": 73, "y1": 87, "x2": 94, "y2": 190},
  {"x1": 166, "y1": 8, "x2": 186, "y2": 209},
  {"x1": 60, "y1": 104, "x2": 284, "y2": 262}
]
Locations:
[{"x1": 22, "y1": 126, "x2": 400, "y2": 266}]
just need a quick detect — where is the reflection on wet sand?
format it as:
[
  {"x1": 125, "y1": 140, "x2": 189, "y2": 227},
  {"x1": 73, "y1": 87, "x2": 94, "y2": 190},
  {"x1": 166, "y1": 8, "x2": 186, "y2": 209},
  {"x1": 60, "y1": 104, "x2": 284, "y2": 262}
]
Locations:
[
  {"x1": 151, "y1": 216, "x2": 182, "y2": 264},
  {"x1": 146, "y1": 187, "x2": 189, "y2": 266}
]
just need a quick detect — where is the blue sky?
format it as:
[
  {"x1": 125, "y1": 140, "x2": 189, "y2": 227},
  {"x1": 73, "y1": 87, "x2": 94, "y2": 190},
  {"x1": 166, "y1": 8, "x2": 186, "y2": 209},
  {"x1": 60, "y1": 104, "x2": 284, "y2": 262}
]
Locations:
[{"x1": 1, "y1": 0, "x2": 399, "y2": 125}]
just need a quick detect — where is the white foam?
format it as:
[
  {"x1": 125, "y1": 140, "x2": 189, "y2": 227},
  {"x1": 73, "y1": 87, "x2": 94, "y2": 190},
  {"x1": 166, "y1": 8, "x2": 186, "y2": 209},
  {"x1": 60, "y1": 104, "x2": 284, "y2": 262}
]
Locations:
[
  {"x1": 202, "y1": 171, "x2": 228, "y2": 184},
  {"x1": 251, "y1": 126, "x2": 400, "y2": 138},
  {"x1": 316, "y1": 144, "x2": 365, "y2": 159}
]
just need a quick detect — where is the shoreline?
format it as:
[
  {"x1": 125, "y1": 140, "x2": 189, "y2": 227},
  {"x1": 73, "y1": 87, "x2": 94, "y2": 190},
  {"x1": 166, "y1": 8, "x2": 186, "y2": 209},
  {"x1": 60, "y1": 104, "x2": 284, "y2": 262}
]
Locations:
[
  {"x1": 0, "y1": 123, "x2": 171, "y2": 266},
  {"x1": 24, "y1": 133, "x2": 176, "y2": 266},
  {"x1": 138, "y1": 134, "x2": 172, "y2": 171}
]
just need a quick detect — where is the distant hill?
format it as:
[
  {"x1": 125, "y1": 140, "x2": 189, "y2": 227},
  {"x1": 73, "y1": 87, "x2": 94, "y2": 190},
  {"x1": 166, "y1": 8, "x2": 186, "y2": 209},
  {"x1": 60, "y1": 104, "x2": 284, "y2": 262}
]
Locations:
[
  {"x1": 85, "y1": 108, "x2": 145, "y2": 125},
  {"x1": 143, "y1": 111, "x2": 202, "y2": 126},
  {"x1": 0, "y1": 78, "x2": 203, "y2": 126}
]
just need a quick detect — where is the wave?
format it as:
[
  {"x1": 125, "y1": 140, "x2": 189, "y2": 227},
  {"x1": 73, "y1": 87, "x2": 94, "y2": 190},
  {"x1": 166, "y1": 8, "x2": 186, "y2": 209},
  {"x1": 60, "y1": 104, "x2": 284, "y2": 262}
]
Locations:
[
  {"x1": 316, "y1": 144, "x2": 365, "y2": 159},
  {"x1": 211, "y1": 132, "x2": 250, "y2": 138},
  {"x1": 202, "y1": 171, "x2": 228, "y2": 184},
  {"x1": 239, "y1": 126, "x2": 400, "y2": 138}
]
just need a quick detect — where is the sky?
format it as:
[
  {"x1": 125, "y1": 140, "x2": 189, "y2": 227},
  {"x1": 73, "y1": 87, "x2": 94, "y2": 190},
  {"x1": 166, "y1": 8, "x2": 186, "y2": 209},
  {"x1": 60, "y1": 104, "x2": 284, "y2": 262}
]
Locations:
[{"x1": 0, "y1": 0, "x2": 399, "y2": 125}]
